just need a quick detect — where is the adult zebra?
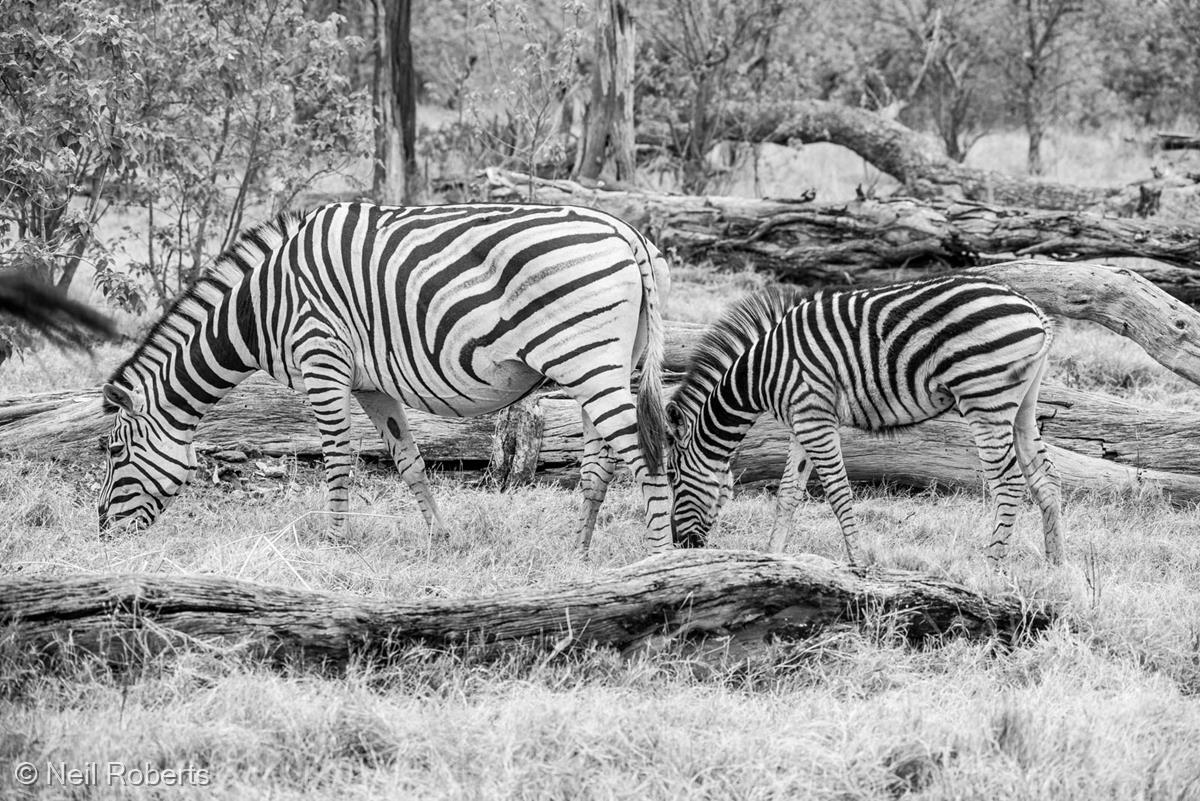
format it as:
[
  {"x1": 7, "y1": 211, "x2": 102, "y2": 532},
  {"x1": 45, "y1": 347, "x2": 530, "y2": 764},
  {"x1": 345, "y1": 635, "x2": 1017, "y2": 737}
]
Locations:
[
  {"x1": 0, "y1": 272, "x2": 116, "y2": 352},
  {"x1": 665, "y1": 275, "x2": 1063, "y2": 564},
  {"x1": 98, "y1": 202, "x2": 672, "y2": 549}
]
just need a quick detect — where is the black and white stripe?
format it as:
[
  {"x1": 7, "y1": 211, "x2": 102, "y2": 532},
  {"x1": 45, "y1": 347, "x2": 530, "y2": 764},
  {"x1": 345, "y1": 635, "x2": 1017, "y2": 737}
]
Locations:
[
  {"x1": 99, "y1": 202, "x2": 672, "y2": 548},
  {"x1": 665, "y1": 275, "x2": 1063, "y2": 563}
]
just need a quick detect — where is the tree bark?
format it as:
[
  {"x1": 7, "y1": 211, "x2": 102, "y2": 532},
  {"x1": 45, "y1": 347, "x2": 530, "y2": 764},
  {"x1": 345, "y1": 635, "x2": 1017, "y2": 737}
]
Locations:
[
  {"x1": 577, "y1": 0, "x2": 636, "y2": 183},
  {"x1": 372, "y1": 0, "x2": 416, "y2": 204},
  {"x1": 4, "y1": 263, "x2": 1199, "y2": 504},
  {"x1": 484, "y1": 169, "x2": 1200, "y2": 303},
  {"x1": 4, "y1": 374, "x2": 1200, "y2": 506},
  {"x1": 639, "y1": 99, "x2": 1199, "y2": 214},
  {"x1": 0, "y1": 551, "x2": 1054, "y2": 669}
]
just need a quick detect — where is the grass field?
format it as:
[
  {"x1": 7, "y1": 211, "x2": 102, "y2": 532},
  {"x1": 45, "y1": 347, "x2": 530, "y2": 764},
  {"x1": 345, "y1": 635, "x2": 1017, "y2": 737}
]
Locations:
[{"x1": 2, "y1": 257, "x2": 1200, "y2": 800}]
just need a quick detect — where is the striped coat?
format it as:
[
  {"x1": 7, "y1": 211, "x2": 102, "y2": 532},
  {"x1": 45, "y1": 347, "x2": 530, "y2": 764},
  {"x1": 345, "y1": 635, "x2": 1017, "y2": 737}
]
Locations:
[
  {"x1": 666, "y1": 275, "x2": 1063, "y2": 564},
  {"x1": 99, "y1": 203, "x2": 672, "y2": 549}
]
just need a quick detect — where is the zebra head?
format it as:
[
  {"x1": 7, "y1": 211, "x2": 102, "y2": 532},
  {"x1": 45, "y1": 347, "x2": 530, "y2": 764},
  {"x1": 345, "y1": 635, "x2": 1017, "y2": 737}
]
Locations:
[
  {"x1": 98, "y1": 381, "x2": 198, "y2": 534},
  {"x1": 665, "y1": 401, "x2": 727, "y2": 548}
]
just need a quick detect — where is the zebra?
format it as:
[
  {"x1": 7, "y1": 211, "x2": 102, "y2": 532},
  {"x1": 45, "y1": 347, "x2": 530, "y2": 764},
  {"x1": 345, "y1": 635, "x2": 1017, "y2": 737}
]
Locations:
[
  {"x1": 0, "y1": 272, "x2": 116, "y2": 354},
  {"x1": 665, "y1": 275, "x2": 1063, "y2": 564},
  {"x1": 98, "y1": 202, "x2": 672, "y2": 549}
]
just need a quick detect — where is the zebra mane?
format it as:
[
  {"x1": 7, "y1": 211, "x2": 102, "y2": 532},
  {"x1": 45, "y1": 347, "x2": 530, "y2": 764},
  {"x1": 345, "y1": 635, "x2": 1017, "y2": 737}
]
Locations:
[
  {"x1": 106, "y1": 211, "x2": 304, "y2": 393},
  {"x1": 671, "y1": 286, "x2": 808, "y2": 415}
]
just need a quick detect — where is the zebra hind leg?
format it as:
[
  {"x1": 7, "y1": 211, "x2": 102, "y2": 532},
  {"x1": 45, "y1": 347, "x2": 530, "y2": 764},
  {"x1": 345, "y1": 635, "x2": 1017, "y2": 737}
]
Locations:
[
  {"x1": 1012, "y1": 360, "x2": 1063, "y2": 563},
  {"x1": 958, "y1": 395, "x2": 1028, "y2": 562},
  {"x1": 768, "y1": 435, "x2": 813, "y2": 553},
  {"x1": 577, "y1": 410, "x2": 617, "y2": 552},
  {"x1": 554, "y1": 374, "x2": 671, "y2": 551},
  {"x1": 355, "y1": 392, "x2": 449, "y2": 539}
]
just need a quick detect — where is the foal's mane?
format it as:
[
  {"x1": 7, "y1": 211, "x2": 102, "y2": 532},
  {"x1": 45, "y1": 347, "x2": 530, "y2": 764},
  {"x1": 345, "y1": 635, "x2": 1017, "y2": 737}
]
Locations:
[{"x1": 670, "y1": 286, "x2": 808, "y2": 415}]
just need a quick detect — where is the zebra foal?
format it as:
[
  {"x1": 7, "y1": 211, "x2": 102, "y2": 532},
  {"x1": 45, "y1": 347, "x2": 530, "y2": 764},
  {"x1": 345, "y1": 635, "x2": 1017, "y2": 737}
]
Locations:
[
  {"x1": 665, "y1": 275, "x2": 1063, "y2": 564},
  {"x1": 98, "y1": 202, "x2": 672, "y2": 549}
]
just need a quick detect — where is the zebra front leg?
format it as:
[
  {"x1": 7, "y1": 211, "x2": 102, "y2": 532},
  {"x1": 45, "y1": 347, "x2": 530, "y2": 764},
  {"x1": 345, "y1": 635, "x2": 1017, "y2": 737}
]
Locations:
[
  {"x1": 768, "y1": 435, "x2": 813, "y2": 553},
  {"x1": 300, "y1": 353, "x2": 356, "y2": 533},
  {"x1": 792, "y1": 417, "x2": 859, "y2": 565},
  {"x1": 355, "y1": 392, "x2": 449, "y2": 538},
  {"x1": 577, "y1": 411, "x2": 617, "y2": 552}
]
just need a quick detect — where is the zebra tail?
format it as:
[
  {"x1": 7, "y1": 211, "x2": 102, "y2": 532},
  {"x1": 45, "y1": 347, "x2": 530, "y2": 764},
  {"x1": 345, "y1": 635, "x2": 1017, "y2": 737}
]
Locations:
[
  {"x1": 1007, "y1": 305, "x2": 1055, "y2": 382},
  {"x1": 635, "y1": 242, "x2": 668, "y2": 475},
  {"x1": 0, "y1": 273, "x2": 117, "y2": 350}
]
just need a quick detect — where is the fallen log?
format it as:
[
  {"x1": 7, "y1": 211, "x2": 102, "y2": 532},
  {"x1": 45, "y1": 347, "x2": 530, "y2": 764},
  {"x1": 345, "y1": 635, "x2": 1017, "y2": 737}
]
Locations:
[
  {"x1": 2, "y1": 261, "x2": 1197, "y2": 503},
  {"x1": 0, "y1": 550, "x2": 1055, "y2": 669},
  {"x1": 1, "y1": 374, "x2": 1198, "y2": 504},
  {"x1": 644, "y1": 99, "x2": 1200, "y2": 215},
  {"x1": 1155, "y1": 132, "x2": 1200, "y2": 152},
  {"x1": 485, "y1": 169, "x2": 1200, "y2": 303}
]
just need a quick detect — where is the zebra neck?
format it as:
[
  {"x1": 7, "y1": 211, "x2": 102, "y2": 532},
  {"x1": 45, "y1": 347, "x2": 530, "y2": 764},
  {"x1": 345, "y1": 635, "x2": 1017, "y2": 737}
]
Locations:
[
  {"x1": 692, "y1": 382, "x2": 764, "y2": 468},
  {"x1": 119, "y1": 301, "x2": 260, "y2": 429}
]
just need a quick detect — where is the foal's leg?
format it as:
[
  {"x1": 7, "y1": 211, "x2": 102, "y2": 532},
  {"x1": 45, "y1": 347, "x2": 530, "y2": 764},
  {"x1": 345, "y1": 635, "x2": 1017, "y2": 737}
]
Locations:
[
  {"x1": 956, "y1": 386, "x2": 1030, "y2": 561},
  {"x1": 355, "y1": 391, "x2": 448, "y2": 537},
  {"x1": 1012, "y1": 360, "x2": 1064, "y2": 563},
  {"x1": 768, "y1": 435, "x2": 813, "y2": 553},
  {"x1": 790, "y1": 411, "x2": 859, "y2": 564}
]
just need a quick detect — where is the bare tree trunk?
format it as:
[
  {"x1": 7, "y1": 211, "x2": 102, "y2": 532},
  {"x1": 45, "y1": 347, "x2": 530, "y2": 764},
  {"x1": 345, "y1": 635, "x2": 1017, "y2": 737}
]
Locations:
[
  {"x1": 578, "y1": 0, "x2": 637, "y2": 182},
  {"x1": 372, "y1": 0, "x2": 416, "y2": 204},
  {"x1": 0, "y1": 551, "x2": 1054, "y2": 669},
  {"x1": 1025, "y1": 112, "x2": 1045, "y2": 176}
]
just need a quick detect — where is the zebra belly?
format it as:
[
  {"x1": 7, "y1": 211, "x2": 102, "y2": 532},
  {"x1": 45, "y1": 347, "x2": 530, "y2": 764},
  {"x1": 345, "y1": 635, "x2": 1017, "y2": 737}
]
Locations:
[
  {"x1": 842, "y1": 386, "x2": 956, "y2": 432},
  {"x1": 364, "y1": 358, "x2": 546, "y2": 417}
]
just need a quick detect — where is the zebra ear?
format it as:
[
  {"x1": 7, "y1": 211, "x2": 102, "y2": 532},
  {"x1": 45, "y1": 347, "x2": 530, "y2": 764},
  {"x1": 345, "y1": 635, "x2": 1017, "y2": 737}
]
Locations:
[
  {"x1": 665, "y1": 401, "x2": 691, "y2": 446},
  {"x1": 102, "y1": 382, "x2": 144, "y2": 415}
]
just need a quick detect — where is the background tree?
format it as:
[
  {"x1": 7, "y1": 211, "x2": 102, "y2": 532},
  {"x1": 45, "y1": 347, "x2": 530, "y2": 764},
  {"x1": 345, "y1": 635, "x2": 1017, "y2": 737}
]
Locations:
[
  {"x1": 1002, "y1": 0, "x2": 1080, "y2": 175},
  {"x1": 0, "y1": 1, "x2": 144, "y2": 292},
  {"x1": 373, "y1": 0, "x2": 418, "y2": 203},
  {"x1": 639, "y1": 0, "x2": 798, "y2": 193},
  {"x1": 575, "y1": 0, "x2": 636, "y2": 183}
]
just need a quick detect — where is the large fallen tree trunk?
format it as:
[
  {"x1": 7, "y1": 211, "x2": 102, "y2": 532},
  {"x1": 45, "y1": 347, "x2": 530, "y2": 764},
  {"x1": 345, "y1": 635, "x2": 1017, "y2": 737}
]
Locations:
[
  {"x1": 643, "y1": 99, "x2": 1200, "y2": 216},
  {"x1": 485, "y1": 170, "x2": 1200, "y2": 303},
  {"x1": 0, "y1": 551, "x2": 1055, "y2": 669},
  {"x1": 2, "y1": 367, "x2": 1199, "y2": 504},
  {"x1": 2, "y1": 261, "x2": 1197, "y2": 503}
]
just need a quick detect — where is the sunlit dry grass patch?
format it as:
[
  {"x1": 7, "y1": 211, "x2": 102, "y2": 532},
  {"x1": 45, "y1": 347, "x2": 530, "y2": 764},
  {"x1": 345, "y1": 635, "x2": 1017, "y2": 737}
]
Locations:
[{"x1": 3, "y1": 265, "x2": 1200, "y2": 799}]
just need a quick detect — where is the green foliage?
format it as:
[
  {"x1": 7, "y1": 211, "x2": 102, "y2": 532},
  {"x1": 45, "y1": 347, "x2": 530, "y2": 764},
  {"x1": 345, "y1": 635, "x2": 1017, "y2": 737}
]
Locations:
[
  {"x1": 0, "y1": 0, "x2": 144, "y2": 293},
  {"x1": 104, "y1": 0, "x2": 372, "y2": 310},
  {"x1": 638, "y1": 0, "x2": 813, "y2": 191},
  {"x1": 2, "y1": 0, "x2": 372, "y2": 314}
]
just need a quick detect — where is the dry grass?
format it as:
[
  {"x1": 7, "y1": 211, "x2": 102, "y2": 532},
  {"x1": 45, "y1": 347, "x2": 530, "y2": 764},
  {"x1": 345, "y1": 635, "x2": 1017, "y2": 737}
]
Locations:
[
  {"x1": 3, "y1": 321, "x2": 1200, "y2": 799},
  {"x1": 4, "y1": 152, "x2": 1200, "y2": 798},
  {"x1": 2, "y1": 460, "x2": 1200, "y2": 799}
]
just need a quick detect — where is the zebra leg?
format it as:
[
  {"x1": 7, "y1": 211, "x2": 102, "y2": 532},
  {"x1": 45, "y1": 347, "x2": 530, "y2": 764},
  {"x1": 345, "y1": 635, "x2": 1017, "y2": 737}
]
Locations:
[
  {"x1": 959, "y1": 404, "x2": 1026, "y2": 562},
  {"x1": 1013, "y1": 363, "x2": 1064, "y2": 563},
  {"x1": 298, "y1": 349, "x2": 356, "y2": 531},
  {"x1": 768, "y1": 436, "x2": 813, "y2": 553},
  {"x1": 714, "y1": 466, "x2": 734, "y2": 518},
  {"x1": 576, "y1": 410, "x2": 617, "y2": 552},
  {"x1": 557, "y1": 379, "x2": 671, "y2": 550},
  {"x1": 791, "y1": 417, "x2": 859, "y2": 564},
  {"x1": 355, "y1": 391, "x2": 449, "y2": 538}
]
